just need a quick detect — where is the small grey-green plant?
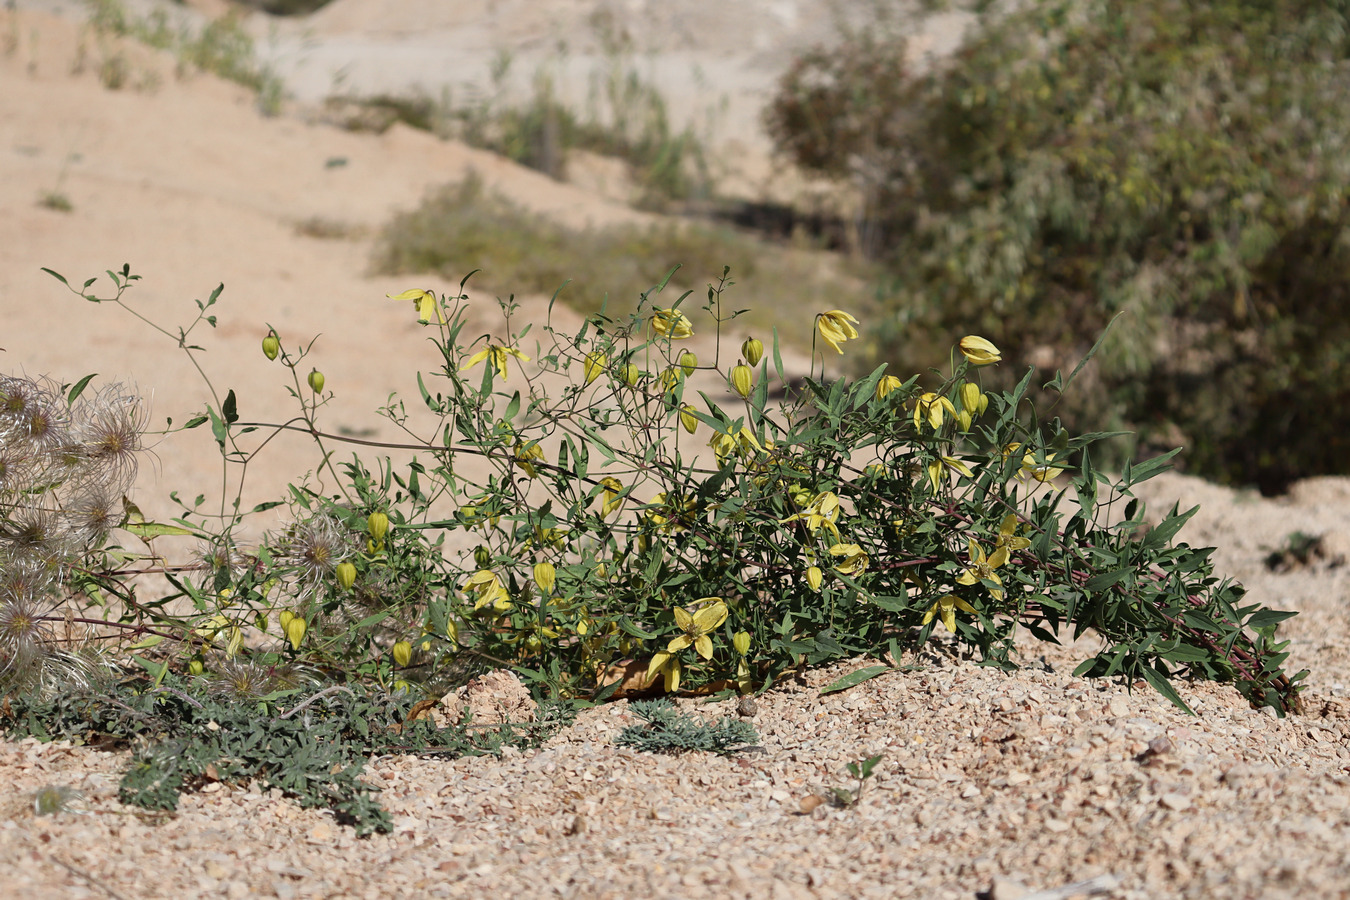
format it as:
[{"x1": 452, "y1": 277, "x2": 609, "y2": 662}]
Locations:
[{"x1": 615, "y1": 699, "x2": 758, "y2": 755}]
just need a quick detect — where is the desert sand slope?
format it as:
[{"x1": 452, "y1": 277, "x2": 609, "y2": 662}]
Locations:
[{"x1": 1, "y1": 5, "x2": 1350, "y2": 900}]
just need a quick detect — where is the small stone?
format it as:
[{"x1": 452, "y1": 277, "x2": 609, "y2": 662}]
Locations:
[
  {"x1": 737, "y1": 696, "x2": 758, "y2": 718},
  {"x1": 1148, "y1": 736, "x2": 1174, "y2": 756},
  {"x1": 1160, "y1": 792, "x2": 1191, "y2": 811},
  {"x1": 988, "y1": 876, "x2": 1030, "y2": 900}
]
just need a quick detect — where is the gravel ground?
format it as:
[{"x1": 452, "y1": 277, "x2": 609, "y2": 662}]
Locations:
[{"x1": 5, "y1": 472, "x2": 1350, "y2": 900}]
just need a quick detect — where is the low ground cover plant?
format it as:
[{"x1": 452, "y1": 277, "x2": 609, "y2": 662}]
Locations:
[{"x1": 0, "y1": 261, "x2": 1305, "y2": 830}]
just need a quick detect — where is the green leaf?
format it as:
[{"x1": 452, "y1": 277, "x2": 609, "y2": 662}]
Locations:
[
  {"x1": 183, "y1": 414, "x2": 209, "y2": 429},
  {"x1": 222, "y1": 390, "x2": 238, "y2": 425},
  {"x1": 41, "y1": 267, "x2": 71, "y2": 288},
  {"x1": 1141, "y1": 504, "x2": 1198, "y2": 551},
  {"x1": 66, "y1": 373, "x2": 98, "y2": 405},
  {"x1": 1140, "y1": 665, "x2": 1195, "y2": 715},
  {"x1": 820, "y1": 665, "x2": 890, "y2": 695}
]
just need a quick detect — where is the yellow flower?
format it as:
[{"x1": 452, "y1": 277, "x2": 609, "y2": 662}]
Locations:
[
  {"x1": 958, "y1": 335, "x2": 1002, "y2": 366},
  {"x1": 645, "y1": 491, "x2": 695, "y2": 533},
  {"x1": 805, "y1": 566, "x2": 824, "y2": 591},
  {"x1": 667, "y1": 598, "x2": 729, "y2": 659},
  {"x1": 462, "y1": 343, "x2": 531, "y2": 381},
  {"x1": 644, "y1": 650, "x2": 682, "y2": 692},
  {"x1": 994, "y1": 513, "x2": 1032, "y2": 554},
  {"x1": 913, "y1": 392, "x2": 957, "y2": 430},
  {"x1": 1020, "y1": 451, "x2": 1064, "y2": 483},
  {"x1": 956, "y1": 539, "x2": 1009, "y2": 601},
  {"x1": 922, "y1": 594, "x2": 978, "y2": 633},
  {"x1": 386, "y1": 288, "x2": 444, "y2": 324},
  {"x1": 335, "y1": 561, "x2": 357, "y2": 590},
  {"x1": 283, "y1": 615, "x2": 306, "y2": 651},
  {"x1": 782, "y1": 491, "x2": 841, "y2": 539},
  {"x1": 926, "y1": 455, "x2": 974, "y2": 492},
  {"x1": 583, "y1": 351, "x2": 606, "y2": 385},
  {"x1": 651, "y1": 307, "x2": 694, "y2": 339},
  {"x1": 876, "y1": 374, "x2": 903, "y2": 401},
  {"x1": 816, "y1": 310, "x2": 860, "y2": 354},
  {"x1": 679, "y1": 351, "x2": 699, "y2": 376},
  {"x1": 463, "y1": 569, "x2": 512, "y2": 611},
  {"x1": 709, "y1": 426, "x2": 762, "y2": 463},
  {"x1": 621, "y1": 363, "x2": 641, "y2": 387},
  {"x1": 959, "y1": 382, "x2": 984, "y2": 416},
  {"x1": 730, "y1": 364, "x2": 753, "y2": 399},
  {"x1": 514, "y1": 440, "x2": 545, "y2": 478},
  {"x1": 733, "y1": 631, "x2": 751, "y2": 656},
  {"x1": 600, "y1": 477, "x2": 625, "y2": 517},
  {"x1": 392, "y1": 641, "x2": 413, "y2": 668},
  {"x1": 829, "y1": 542, "x2": 869, "y2": 575}
]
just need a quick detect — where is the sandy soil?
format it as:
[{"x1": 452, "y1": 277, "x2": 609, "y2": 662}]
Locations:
[{"x1": 3, "y1": 4, "x2": 1350, "y2": 899}]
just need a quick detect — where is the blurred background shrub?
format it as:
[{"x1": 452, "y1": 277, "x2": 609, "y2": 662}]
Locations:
[{"x1": 767, "y1": 0, "x2": 1350, "y2": 493}]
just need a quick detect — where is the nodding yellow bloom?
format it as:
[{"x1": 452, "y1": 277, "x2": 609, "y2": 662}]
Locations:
[
  {"x1": 876, "y1": 374, "x2": 903, "y2": 401},
  {"x1": 733, "y1": 631, "x2": 751, "y2": 656},
  {"x1": 462, "y1": 343, "x2": 530, "y2": 381},
  {"x1": 959, "y1": 335, "x2": 1002, "y2": 366},
  {"x1": 651, "y1": 307, "x2": 694, "y2": 339},
  {"x1": 959, "y1": 382, "x2": 985, "y2": 416},
  {"x1": 829, "y1": 542, "x2": 869, "y2": 575},
  {"x1": 679, "y1": 351, "x2": 698, "y2": 376},
  {"x1": 816, "y1": 310, "x2": 860, "y2": 354},
  {"x1": 600, "y1": 477, "x2": 625, "y2": 517},
  {"x1": 926, "y1": 455, "x2": 974, "y2": 492},
  {"x1": 463, "y1": 569, "x2": 512, "y2": 611},
  {"x1": 914, "y1": 392, "x2": 957, "y2": 430},
  {"x1": 645, "y1": 491, "x2": 695, "y2": 533},
  {"x1": 644, "y1": 650, "x2": 682, "y2": 692},
  {"x1": 667, "y1": 598, "x2": 729, "y2": 660},
  {"x1": 392, "y1": 641, "x2": 413, "y2": 668},
  {"x1": 730, "y1": 364, "x2": 753, "y2": 399},
  {"x1": 956, "y1": 539, "x2": 1009, "y2": 601},
  {"x1": 387, "y1": 288, "x2": 444, "y2": 324},
  {"x1": 805, "y1": 566, "x2": 824, "y2": 591},
  {"x1": 282, "y1": 614, "x2": 306, "y2": 651},
  {"x1": 621, "y1": 363, "x2": 641, "y2": 387},
  {"x1": 742, "y1": 337, "x2": 764, "y2": 366},
  {"x1": 709, "y1": 426, "x2": 762, "y2": 463},
  {"x1": 514, "y1": 440, "x2": 545, "y2": 478},
  {"x1": 583, "y1": 351, "x2": 607, "y2": 385},
  {"x1": 922, "y1": 594, "x2": 978, "y2": 633},
  {"x1": 1020, "y1": 452, "x2": 1064, "y2": 483},
  {"x1": 782, "y1": 491, "x2": 841, "y2": 539}
]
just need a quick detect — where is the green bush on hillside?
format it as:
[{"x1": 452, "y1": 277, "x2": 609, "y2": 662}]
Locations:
[{"x1": 768, "y1": 0, "x2": 1350, "y2": 493}]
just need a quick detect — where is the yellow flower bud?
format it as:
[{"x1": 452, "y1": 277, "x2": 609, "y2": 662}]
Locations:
[
  {"x1": 958, "y1": 411, "x2": 973, "y2": 432},
  {"x1": 730, "y1": 364, "x2": 753, "y2": 399},
  {"x1": 679, "y1": 404, "x2": 698, "y2": 435},
  {"x1": 806, "y1": 566, "x2": 824, "y2": 591},
  {"x1": 336, "y1": 561, "x2": 357, "y2": 590},
  {"x1": 284, "y1": 616, "x2": 306, "y2": 651},
  {"x1": 367, "y1": 511, "x2": 389, "y2": 544},
  {"x1": 958, "y1": 335, "x2": 1001, "y2": 366},
  {"x1": 679, "y1": 351, "x2": 698, "y2": 376},
  {"x1": 474, "y1": 546, "x2": 492, "y2": 568},
  {"x1": 733, "y1": 631, "x2": 751, "y2": 656},
  {"x1": 189, "y1": 658, "x2": 204, "y2": 676},
  {"x1": 583, "y1": 351, "x2": 607, "y2": 385},
  {"x1": 659, "y1": 367, "x2": 682, "y2": 392},
  {"x1": 446, "y1": 618, "x2": 459, "y2": 644},
  {"x1": 534, "y1": 561, "x2": 557, "y2": 594},
  {"x1": 741, "y1": 337, "x2": 764, "y2": 367},
  {"x1": 621, "y1": 363, "x2": 640, "y2": 387},
  {"x1": 307, "y1": 369, "x2": 325, "y2": 393},
  {"x1": 279, "y1": 609, "x2": 294, "y2": 631},
  {"x1": 959, "y1": 382, "x2": 983, "y2": 415},
  {"x1": 392, "y1": 640, "x2": 412, "y2": 668},
  {"x1": 261, "y1": 331, "x2": 279, "y2": 361}
]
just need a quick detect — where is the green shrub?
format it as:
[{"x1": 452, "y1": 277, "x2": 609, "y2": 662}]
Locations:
[
  {"x1": 28, "y1": 263, "x2": 1303, "y2": 731},
  {"x1": 767, "y1": 0, "x2": 1350, "y2": 492}
]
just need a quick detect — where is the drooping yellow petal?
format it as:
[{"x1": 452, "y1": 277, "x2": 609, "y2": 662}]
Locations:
[
  {"x1": 693, "y1": 634, "x2": 714, "y2": 660},
  {"x1": 651, "y1": 307, "x2": 694, "y2": 339},
  {"x1": 958, "y1": 335, "x2": 1002, "y2": 366},
  {"x1": 816, "y1": 310, "x2": 860, "y2": 354},
  {"x1": 387, "y1": 288, "x2": 445, "y2": 324}
]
